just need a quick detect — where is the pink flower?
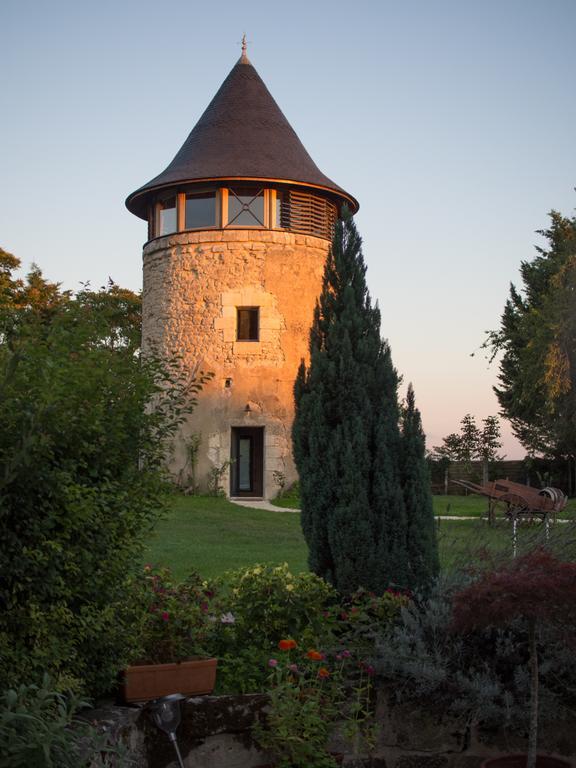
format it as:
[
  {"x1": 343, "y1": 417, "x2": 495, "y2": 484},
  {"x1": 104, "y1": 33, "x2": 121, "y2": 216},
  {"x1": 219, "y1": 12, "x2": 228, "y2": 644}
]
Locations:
[
  {"x1": 161, "y1": 611, "x2": 170, "y2": 622},
  {"x1": 359, "y1": 661, "x2": 375, "y2": 676},
  {"x1": 268, "y1": 658, "x2": 279, "y2": 668},
  {"x1": 341, "y1": 650, "x2": 351, "y2": 659},
  {"x1": 288, "y1": 663, "x2": 299, "y2": 673}
]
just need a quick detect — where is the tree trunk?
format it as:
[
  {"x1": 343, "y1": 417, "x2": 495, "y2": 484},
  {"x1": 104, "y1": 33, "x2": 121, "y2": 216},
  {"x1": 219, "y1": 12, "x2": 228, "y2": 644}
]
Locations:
[
  {"x1": 482, "y1": 458, "x2": 489, "y2": 485},
  {"x1": 527, "y1": 617, "x2": 538, "y2": 768}
]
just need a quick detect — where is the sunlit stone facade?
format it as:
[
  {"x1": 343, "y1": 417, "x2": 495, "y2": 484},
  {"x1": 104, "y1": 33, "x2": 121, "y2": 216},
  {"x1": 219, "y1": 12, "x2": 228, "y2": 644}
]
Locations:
[{"x1": 127, "y1": 49, "x2": 357, "y2": 498}]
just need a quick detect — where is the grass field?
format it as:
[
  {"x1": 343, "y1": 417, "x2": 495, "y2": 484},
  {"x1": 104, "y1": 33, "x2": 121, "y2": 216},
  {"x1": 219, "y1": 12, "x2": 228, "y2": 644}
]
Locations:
[
  {"x1": 144, "y1": 494, "x2": 576, "y2": 581},
  {"x1": 274, "y1": 491, "x2": 576, "y2": 519}
]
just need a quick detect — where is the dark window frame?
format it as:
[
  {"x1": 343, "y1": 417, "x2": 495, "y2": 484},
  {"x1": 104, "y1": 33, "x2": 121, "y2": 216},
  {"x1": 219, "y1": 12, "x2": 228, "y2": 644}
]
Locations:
[{"x1": 236, "y1": 306, "x2": 260, "y2": 342}]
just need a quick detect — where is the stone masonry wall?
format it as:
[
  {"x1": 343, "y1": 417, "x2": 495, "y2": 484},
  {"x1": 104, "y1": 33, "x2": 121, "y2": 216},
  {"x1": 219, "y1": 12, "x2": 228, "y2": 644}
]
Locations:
[
  {"x1": 142, "y1": 229, "x2": 329, "y2": 498},
  {"x1": 90, "y1": 692, "x2": 576, "y2": 768}
]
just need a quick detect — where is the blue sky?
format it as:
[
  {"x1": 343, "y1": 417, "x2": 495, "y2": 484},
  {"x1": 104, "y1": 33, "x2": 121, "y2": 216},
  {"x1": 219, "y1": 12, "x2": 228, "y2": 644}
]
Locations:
[{"x1": 3, "y1": 0, "x2": 576, "y2": 456}]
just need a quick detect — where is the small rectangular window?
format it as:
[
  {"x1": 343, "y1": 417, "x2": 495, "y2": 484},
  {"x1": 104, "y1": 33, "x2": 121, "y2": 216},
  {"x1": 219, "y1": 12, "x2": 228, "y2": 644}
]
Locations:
[
  {"x1": 237, "y1": 307, "x2": 259, "y2": 341},
  {"x1": 158, "y1": 197, "x2": 177, "y2": 235},
  {"x1": 185, "y1": 191, "x2": 217, "y2": 229}
]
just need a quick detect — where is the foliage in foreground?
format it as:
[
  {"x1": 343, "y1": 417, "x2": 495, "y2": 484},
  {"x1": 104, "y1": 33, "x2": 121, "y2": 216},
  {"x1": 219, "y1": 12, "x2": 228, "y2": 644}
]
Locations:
[
  {"x1": 374, "y1": 569, "x2": 576, "y2": 731},
  {"x1": 0, "y1": 676, "x2": 130, "y2": 767},
  {"x1": 0, "y1": 251, "x2": 207, "y2": 695},
  {"x1": 189, "y1": 562, "x2": 407, "y2": 695},
  {"x1": 452, "y1": 549, "x2": 576, "y2": 768},
  {"x1": 293, "y1": 212, "x2": 438, "y2": 595}
]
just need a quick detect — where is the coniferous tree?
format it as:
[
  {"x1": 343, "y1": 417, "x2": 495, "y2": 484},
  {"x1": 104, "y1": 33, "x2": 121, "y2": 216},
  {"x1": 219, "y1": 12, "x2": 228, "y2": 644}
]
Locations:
[
  {"x1": 293, "y1": 212, "x2": 411, "y2": 594},
  {"x1": 400, "y1": 384, "x2": 439, "y2": 591}
]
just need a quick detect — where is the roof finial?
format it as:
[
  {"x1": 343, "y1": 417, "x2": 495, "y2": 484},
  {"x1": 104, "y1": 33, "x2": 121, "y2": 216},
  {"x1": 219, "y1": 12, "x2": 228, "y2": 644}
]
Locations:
[{"x1": 239, "y1": 33, "x2": 250, "y2": 62}]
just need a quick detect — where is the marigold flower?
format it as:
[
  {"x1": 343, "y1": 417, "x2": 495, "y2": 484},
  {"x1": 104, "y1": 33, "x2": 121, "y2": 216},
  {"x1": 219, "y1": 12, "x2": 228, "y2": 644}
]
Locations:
[
  {"x1": 278, "y1": 638, "x2": 297, "y2": 651},
  {"x1": 318, "y1": 667, "x2": 330, "y2": 678},
  {"x1": 306, "y1": 649, "x2": 324, "y2": 661}
]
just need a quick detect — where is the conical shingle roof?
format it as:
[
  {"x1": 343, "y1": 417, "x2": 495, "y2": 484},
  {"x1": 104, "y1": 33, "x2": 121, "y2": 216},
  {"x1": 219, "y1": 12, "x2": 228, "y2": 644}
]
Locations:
[{"x1": 126, "y1": 54, "x2": 358, "y2": 219}]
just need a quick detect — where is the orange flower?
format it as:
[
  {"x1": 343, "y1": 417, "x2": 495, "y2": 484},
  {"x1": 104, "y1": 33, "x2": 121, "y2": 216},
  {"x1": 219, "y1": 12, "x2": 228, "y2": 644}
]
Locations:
[
  {"x1": 278, "y1": 638, "x2": 297, "y2": 651},
  {"x1": 306, "y1": 649, "x2": 324, "y2": 661},
  {"x1": 318, "y1": 667, "x2": 330, "y2": 679}
]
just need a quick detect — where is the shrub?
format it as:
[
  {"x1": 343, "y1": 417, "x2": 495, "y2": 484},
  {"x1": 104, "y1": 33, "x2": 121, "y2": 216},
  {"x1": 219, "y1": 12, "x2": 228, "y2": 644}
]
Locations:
[
  {"x1": 373, "y1": 574, "x2": 576, "y2": 729},
  {"x1": 0, "y1": 274, "x2": 208, "y2": 695},
  {"x1": 327, "y1": 587, "x2": 410, "y2": 657},
  {"x1": 212, "y1": 564, "x2": 336, "y2": 693},
  {"x1": 0, "y1": 675, "x2": 131, "y2": 767},
  {"x1": 253, "y1": 645, "x2": 343, "y2": 768},
  {"x1": 451, "y1": 549, "x2": 576, "y2": 766},
  {"x1": 217, "y1": 563, "x2": 336, "y2": 647},
  {"x1": 129, "y1": 565, "x2": 217, "y2": 664},
  {"x1": 210, "y1": 564, "x2": 408, "y2": 695}
]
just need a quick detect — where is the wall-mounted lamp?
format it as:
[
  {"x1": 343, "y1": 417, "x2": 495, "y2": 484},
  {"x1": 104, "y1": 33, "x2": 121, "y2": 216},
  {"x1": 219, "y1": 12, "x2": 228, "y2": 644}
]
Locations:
[{"x1": 147, "y1": 693, "x2": 186, "y2": 768}]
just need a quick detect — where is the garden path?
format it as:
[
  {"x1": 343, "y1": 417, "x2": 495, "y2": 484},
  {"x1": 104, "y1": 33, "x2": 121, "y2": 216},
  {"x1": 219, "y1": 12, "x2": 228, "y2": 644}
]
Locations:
[{"x1": 228, "y1": 498, "x2": 571, "y2": 522}]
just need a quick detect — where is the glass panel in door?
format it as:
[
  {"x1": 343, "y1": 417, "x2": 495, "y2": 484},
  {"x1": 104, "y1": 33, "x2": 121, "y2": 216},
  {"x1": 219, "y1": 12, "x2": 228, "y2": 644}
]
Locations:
[{"x1": 238, "y1": 437, "x2": 251, "y2": 491}]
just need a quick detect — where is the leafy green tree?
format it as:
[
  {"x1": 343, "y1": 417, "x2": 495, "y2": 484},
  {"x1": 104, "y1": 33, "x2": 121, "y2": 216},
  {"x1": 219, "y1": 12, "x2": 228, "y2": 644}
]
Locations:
[
  {"x1": 293, "y1": 213, "x2": 429, "y2": 594},
  {"x1": 400, "y1": 384, "x2": 439, "y2": 590},
  {"x1": 0, "y1": 252, "x2": 207, "y2": 694},
  {"x1": 433, "y1": 413, "x2": 503, "y2": 483},
  {"x1": 485, "y1": 208, "x2": 576, "y2": 489}
]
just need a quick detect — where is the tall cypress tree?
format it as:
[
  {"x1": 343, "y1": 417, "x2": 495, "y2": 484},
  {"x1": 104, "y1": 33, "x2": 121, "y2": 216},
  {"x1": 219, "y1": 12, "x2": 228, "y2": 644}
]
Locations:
[
  {"x1": 293, "y1": 212, "x2": 408, "y2": 594},
  {"x1": 400, "y1": 384, "x2": 439, "y2": 591}
]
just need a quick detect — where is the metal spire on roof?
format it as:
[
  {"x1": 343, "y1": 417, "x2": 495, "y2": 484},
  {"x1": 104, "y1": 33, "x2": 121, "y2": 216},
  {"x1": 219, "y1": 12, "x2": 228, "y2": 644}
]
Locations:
[{"x1": 240, "y1": 33, "x2": 250, "y2": 62}]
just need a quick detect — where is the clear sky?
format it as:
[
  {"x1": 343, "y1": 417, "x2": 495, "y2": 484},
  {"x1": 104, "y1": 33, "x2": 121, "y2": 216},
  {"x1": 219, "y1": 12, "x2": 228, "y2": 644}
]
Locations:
[{"x1": 3, "y1": 0, "x2": 575, "y2": 457}]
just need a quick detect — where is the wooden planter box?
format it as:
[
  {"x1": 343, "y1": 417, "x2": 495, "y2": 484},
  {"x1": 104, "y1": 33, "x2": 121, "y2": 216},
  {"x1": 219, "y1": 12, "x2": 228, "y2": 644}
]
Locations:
[{"x1": 122, "y1": 658, "x2": 217, "y2": 703}]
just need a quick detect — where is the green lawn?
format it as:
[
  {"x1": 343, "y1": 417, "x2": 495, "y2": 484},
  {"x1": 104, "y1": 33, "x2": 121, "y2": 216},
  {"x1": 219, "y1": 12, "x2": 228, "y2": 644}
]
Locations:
[
  {"x1": 144, "y1": 496, "x2": 308, "y2": 580},
  {"x1": 274, "y1": 491, "x2": 576, "y2": 520},
  {"x1": 145, "y1": 495, "x2": 576, "y2": 581}
]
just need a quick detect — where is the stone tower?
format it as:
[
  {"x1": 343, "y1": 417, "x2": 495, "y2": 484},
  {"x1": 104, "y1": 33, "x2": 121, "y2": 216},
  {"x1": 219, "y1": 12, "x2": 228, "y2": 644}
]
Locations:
[{"x1": 126, "y1": 46, "x2": 358, "y2": 499}]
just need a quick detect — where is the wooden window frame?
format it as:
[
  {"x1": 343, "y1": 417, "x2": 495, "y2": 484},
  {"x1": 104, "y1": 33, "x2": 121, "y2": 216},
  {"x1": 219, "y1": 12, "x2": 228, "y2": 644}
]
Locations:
[
  {"x1": 224, "y1": 187, "x2": 268, "y2": 229},
  {"x1": 155, "y1": 195, "x2": 178, "y2": 237},
  {"x1": 180, "y1": 188, "x2": 220, "y2": 231},
  {"x1": 236, "y1": 306, "x2": 260, "y2": 342}
]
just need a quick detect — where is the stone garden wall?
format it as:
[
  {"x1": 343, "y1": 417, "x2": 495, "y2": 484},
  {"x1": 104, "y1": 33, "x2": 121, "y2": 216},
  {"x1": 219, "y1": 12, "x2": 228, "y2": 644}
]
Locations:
[{"x1": 89, "y1": 688, "x2": 576, "y2": 767}]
